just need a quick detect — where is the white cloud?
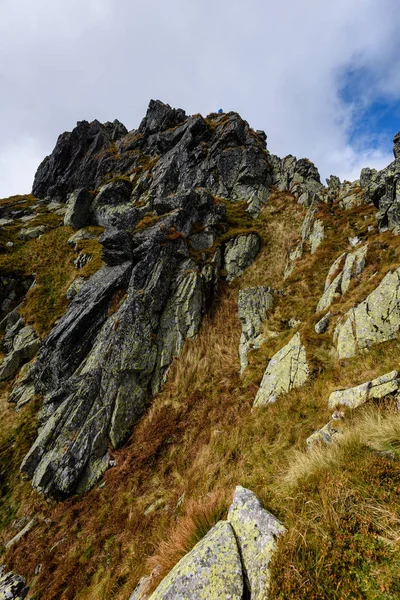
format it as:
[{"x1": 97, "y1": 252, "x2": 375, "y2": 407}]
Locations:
[{"x1": 1, "y1": 0, "x2": 400, "y2": 196}]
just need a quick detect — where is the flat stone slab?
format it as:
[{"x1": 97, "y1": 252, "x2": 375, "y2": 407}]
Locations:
[
  {"x1": 254, "y1": 332, "x2": 309, "y2": 406},
  {"x1": 149, "y1": 521, "x2": 243, "y2": 599},
  {"x1": 328, "y1": 370, "x2": 399, "y2": 408}
]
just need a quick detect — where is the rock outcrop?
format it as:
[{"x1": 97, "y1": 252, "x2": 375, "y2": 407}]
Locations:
[
  {"x1": 147, "y1": 487, "x2": 285, "y2": 599},
  {"x1": 360, "y1": 132, "x2": 400, "y2": 231},
  {"x1": 149, "y1": 521, "x2": 243, "y2": 599},
  {"x1": 0, "y1": 568, "x2": 28, "y2": 600},
  {"x1": 228, "y1": 486, "x2": 286, "y2": 599},
  {"x1": 254, "y1": 332, "x2": 309, "y2": 406},
  {"x1": 316, "y1": 245, "x2": 368, "y2": 313},
  {"x1": 328, "y1": 370, "x2": 399, "y2": 409},
  {"x1": 238, "y1": 286, "x2": 274, "y2": 373},
  {"x1": 334, "y1": 268, "x2": 400, "y2": 359}
]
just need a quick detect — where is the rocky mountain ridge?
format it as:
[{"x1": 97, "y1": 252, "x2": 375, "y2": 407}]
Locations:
[{"x1": 0, "y1": 100, "x2": 400, "y2": 599}]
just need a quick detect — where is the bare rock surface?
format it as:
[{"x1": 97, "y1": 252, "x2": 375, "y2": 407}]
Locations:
[
  {"x1": 148, "y1": 521, "x2": 243, "y2": 600},
  {"x1": 228, "y1": 486, "x2": 286, "y2": 599},
  {"x1": 238, "y1": 286, "x2": 273, "y2": 373},
  {"x1": 254, "y1": 333, "x2": 309, "y2": 406},
  {"x1": 334, "y1": 268, "x2": 400, "y2": 358}
]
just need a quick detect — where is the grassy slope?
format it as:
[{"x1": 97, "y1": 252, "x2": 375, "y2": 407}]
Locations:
[{"x1": 0, "y1": 191, "x2": 399, "y2": 599}]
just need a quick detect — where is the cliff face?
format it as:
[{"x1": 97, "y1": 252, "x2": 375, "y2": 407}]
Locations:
[{"x1": 1, "y1": 101, "x2": 400, "y2": 599}]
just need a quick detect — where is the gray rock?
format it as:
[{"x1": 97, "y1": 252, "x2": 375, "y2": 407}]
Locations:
[
  {"x1": 67, "y1": 228, "x2": 96, "y2": 251},
  {"x1": 149, "y1": 521, "x2": 243, "y2": 599},
  {"x1": 90, "y1": 179, "x2": 134, "y2": 227},
  {"x1": 224, "y1": 234, "x2": 260, "y2": 282},
  {"x1": 9, "y1": 359, "x2": 37, "y2": 409},
  {"x1": 65, "y1": 277, "x2": 88, "y2": 300},
  {"x1": 64, "y1": 188, "x2": 93, "y2": 229},
  {"x1": 21, "y1": 190, "x2": 232, "y2": 498},
  {"x1": 315, "y1": 311, "x2": 332, "y2": 334},
  {"x1": 18, "y1": 226, "x2": 47, "y2": 241},
  {"x1": 5, "y1": 518, "x2": 35, "y2": 549},
  {"x1": 328, "y1": 370, "x2": 399, "y2": 409},
  {"x1": 306, "y1": 420, "x2": 343, "y2": 447},
  {"x1": 0, "y1": 569, "x2": 28, "y2": 600},
  {"x1": 0, "y1": 218, "x2": 14, "y2": 226},
  {"x1": 19, "y1": 215, "x2": 35, "y2": 223},
  {"x1": 254, "y1": 333, "x2": 309, "y2": 406},
  {"x1": 73, "y1": 252, "x2": 92, "y2": 270},
  {"x1": 316, "y1": 245, "x2": 368, "y2": 312},
  {"x1": 228, "y1": 486, "x2": 286, "y2": 599},
  {"x1": 238, "y1": 286, "x2": 274, "y2": 373},
  {"x1": 0, "y1": 327, "x2": 41, "y2": 381},
  {"x1": 309, "y1": 219, "x2": 324, "y2": 254},
  {"x1": 334, "y1": 269, "x2": 400, "y2": 358}
]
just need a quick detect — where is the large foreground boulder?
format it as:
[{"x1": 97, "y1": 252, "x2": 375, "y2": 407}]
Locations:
[
  {"x1": 228, "y1": 486, "x2": 286, "y2": 599},
  {"x1": 148, "y1": 521, "x2": 243, "y2": 600}
]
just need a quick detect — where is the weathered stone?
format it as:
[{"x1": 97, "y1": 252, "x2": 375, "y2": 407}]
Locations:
[
  {"x1": 0, "y1": 327, "x2": 40, "y2": 381},
  {"x1": 90, "y1": 179, "x2": 134, "y2": 227},
  {"x1": 316, "y1": 272, "x2": 342, "y2": 313},
  {"x1": 309, "y1": 219, "x2": 324, "y2": 254},
  {"x1": 328, "y1": 371, "x2": 399, "y2": 408},
  {"x1": 73, "y1": 252, "x2": 92, "y2": 269},
  {"x1": 316, "y1": 246, "x2": 367, "y2": 312},
  {"x1": 0, "y1": 569, "x2": 28, "y2": 600},
  {"x1": 67, "y1": 228, "x2": 96, "y2": 251},
  {"x1": 228, "y1": 486, "x2": 286, "y2": 599},
  {"x1": 32, "y1": 119, "x2": 128, "y2": 200},
  {"x1": 254, "y1": 333, "x2": 309, "y2": 406},
  {"x1": 238, "y1": 286, "x2": 274, "y2": 373},
  {"x1": 9, "y1": 359, "x2": 37, "y2": 409},
  {"x1": 18, "y1": 226, "x2": 47, "y2": 241},
  {"x1": 0, "y1": 218, "x2": 14, "y2": 226},
  {"x1": 315, "y1": 311, "x2": 332, "y2": 334},
  {"x1": 149, "y1": 521, "x2": 243, "y2": 600},
  {"x1": 328, "y1": 381, "x2": 371, "y2": 409},
  {"x1": 370, "y1": 370, "x2": 399, "y2": 399},
  {"x1": 341, "y1": 244, "x2": 368, "y2": 294},
  {"x1": 306, "y1": 420, "x2": 343, "y2": 447},
  {"x1": 224, "y1": 234, "x2": 260, "y2": 282},
  {"x1": 5, "y1": 518, "x2": 35, "y2": 549},
  {"x1": 334, "y1": 269, "x2": 400, "y2": 358},
  {"x1": 64, "y1": 188, "x2": 93, "y2": 229},
  {"x1": 65, "y1": 277, "x2": 88, "y2": 300}
]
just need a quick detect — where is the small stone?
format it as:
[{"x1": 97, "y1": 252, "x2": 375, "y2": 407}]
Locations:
[
  {"x1": 19, "y1": 226, "x2": 47, "y2": 241},
  {"x1": 6, "y1": 241, "x2": 14, "y2": 248},
  {"x1": 348, "y1": 235, "x2": 361, "y2": 247},
  {"x1": 315, "y1": 311, "x2": 332, "y2": 334}
]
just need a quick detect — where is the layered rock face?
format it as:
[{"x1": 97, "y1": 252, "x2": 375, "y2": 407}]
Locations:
[{"x1": 360, "y1": 133, "x2": 400, "y2": 231}]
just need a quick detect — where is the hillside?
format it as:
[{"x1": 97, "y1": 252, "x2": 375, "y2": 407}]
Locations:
[{"x1": 0, "y1": 100, "x2": 399, "y2": 599}]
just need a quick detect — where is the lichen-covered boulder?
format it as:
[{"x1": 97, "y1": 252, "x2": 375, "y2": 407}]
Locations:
[
  {"x1": 253, "y1": 332, "x2": 309, "y2": 406},
  {"x1": 0, "y1": 568, "x2": 28, "y2": 600},
  {"x1": 328, "y1": 370, "x2": 399, "y2": 408},
  {"x1": 334, "y1": 269, "x2": 400, "y2": 358},
  {"x1": 228, "y1": 486, "x2": 286, "y2": 599},
  {"x1": 64, "y1": 188, "x2": 93, "y2": 229},
  {"x1": 238, "y1": 286, "x2": 273, "y2": 373},
  {"x1": 149, "y1": 521, "x2": 243, "y2": 600},
  {"x1": 306, "y1": 420, "x2": 343, "y2": 447},
  {"x1": 0, "y1": 326, "x2": 41, "y2": 381},
  {"x1": 315, "y1": 311, "x2": 332, "y2": 334},
  {"x1": 316, "y1": 245, "x2": 368, "y2": 313},
  {"x1": 224, "y1": 234, "x2": 260, "y2": 282}
]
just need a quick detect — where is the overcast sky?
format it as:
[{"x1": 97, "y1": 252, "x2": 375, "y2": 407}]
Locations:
[{"x1": 1, "y1": 0, "x2": 400, "y2": 198}]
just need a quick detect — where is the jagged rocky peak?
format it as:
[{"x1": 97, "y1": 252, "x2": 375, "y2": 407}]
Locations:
[{"x1": 20, "y1": 100, "x2": 290, "y2": 499}]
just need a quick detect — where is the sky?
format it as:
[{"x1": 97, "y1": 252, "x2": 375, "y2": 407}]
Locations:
[{"x1": 1, "y1": 0, "x2": 400, "y2": 198}]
